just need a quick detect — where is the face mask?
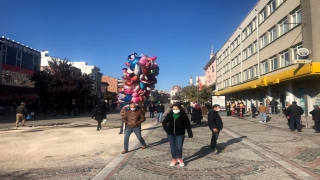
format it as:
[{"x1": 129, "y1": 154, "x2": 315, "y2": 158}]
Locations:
[
  {"x1": 216, "y1": 109, "x2": 220, "y2": 112},
  {"x1": 173, "y1": 110, "x2": 180, "y2": 114},
  {"x1": 130, "y1": 108, "x2": 136, "y2": 111}
]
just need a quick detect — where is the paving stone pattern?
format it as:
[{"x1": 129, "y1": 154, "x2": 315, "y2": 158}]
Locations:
[
  {"x1": 226, "y1": 115, "x2": 320, "y2": 178},
  {"x1": 108, "y1": 120, "x2": 299, "y2": 180}
]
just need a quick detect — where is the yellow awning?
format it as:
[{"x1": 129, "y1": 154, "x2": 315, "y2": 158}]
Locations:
[{"x1": 215, "y1": 62, "x2": 320, "y2": 95}]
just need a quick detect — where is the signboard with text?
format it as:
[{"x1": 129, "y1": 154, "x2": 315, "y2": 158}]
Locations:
[{"x1": 211, "y1": 96, "x2": 226, "y2": 110}]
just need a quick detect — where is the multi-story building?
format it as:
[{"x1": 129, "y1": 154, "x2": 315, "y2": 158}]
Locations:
[
  {"x1": 213, "y1": 0, "x2": 320, "y2": 115},
  {"x1": 0, "y1": 36, "x2": 41, "y2": 104},
  {"x1": 203, "y1": 46, "x2": 216, "y2": 91},
  {"x1": 73, "y1": 62, "x2": 103, "y2": 105},
  {"x1": 101, "y1": 75, "x2": 118, "y2": 94}
]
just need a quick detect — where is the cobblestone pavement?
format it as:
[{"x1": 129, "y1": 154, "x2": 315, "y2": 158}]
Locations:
[{"x1": 105, "y1": 114, "x2": 320, "y2": 180}]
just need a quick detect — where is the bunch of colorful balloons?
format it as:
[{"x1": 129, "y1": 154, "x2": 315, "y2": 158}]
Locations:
[{"x1": 117, "y1": 53, "x2": 160, "y2": 105}]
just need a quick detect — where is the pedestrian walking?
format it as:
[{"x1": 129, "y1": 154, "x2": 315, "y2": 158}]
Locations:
[
  {"x1": 121, "y1": 103, "x2": 147, "y2": 154},
  {"x1": 207, "y1": 104, "x2": 223, "y2": 153},
  {"x1": 251, "y1": 103, "x2": 257, "y2": 118},
  {"x1": 92, "y1": 106, "x2": 106, "y2": 131},
  {"x1": 257, "y1": 103, "x2": 267, "y2": 123},
  {"x1": 148, "y1": 103, "x2": 155, "y2": 118},
  {"x1": 119, "y1": 105, "x2": 128, "y2": 134},
  {"x1": 310, "y1": 105, "x2": 320, "y2": 133},
  {"x1": 191, "y1": 104, "x2": 202, "y2": 124},
  {"x1": 270, "y1": 99, "x2": 279, "y2": 114},
  {"x1": 287, "y1": 101, "x2": 304, "y2": 132},
  {"x1": 186, "y1": 104, "x2": 191, "y2": 114},
  {"x1": 155, "y1": 101, "x2": 165, "y2": 122},
  {"x1": 283, "y1": 103, "x2": 291, "y2": 127},
  {"x1": 162, "y1": 104, "x2": 193, "y2": 167},
  {"x1": 15, "y1": 102, "x2": 28, "y2": 128}
]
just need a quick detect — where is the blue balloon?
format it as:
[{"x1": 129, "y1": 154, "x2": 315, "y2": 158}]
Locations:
[
  {"x1": 130, "y1": 57, "x2": 141, "y2": 70},
  {"x1": 125, "y1": 94, "x2": 132, "y2": 104},
  {"x1": 139, "y1": 82, "x2": 145, "y2": 89}
]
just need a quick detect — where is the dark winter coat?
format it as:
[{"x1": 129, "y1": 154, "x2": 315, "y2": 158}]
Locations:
[
  {"x1": 208, "y1": 109, "x2": 223, "y2": 131},
  {"x1": 191, "y1": 108, "x2": 202, "y2": 123},
  {"x1": 149, "y1": 104, "x2": 155, "y2": 112},
  {"x1": 310, "y1": 109, "x2": 320, "y2": 121},
  {"x1": 162, "y1": 112, "x2": 193, "y2": 138},
  {"x1": 92, "y1": 109, "x2": 106, "y2": 121},
  {"x1": 155, "y1": 104, "x2": 165, "y2": 113},
  {"x1": 287, "y1": 104, "x2": 304, "y2": 117}
]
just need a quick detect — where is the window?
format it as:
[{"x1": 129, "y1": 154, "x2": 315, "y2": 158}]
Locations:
[
  {"x1": 2, "y1": 45, "x2": 6, "y2": 63},
  {"x1": 231, "y1": 43, "x2": 234, "y2": 51},
  {"x1": 254, "y1": 65, "x2": 258, "y2": 77},
  {"x1": 260, "y1": 35, "x2": 267, "y2": 48},
  {"x1": 261, "y1": 61, "x2": 268, "y2": 74},
  {"x1": 291, "y1": 9, "x2": 301, "y2": 27},
  {"x1": 279, "y1": 18, "x2": 288, "y2": 36},
  {"x1": 269, "y1": 27, "x2": 277, "y2": 42},
  {"x1": 92, "y1": 72, "x2": 97, "y2": 81},
  {"x1": 253, "y1": 41, "x2": 257, "y2": 53},
  {"x1": 242, "y1": 30, "x2": 247, "y2": 40},
  {"x1": 243, "y1": 70, "x2": 247, "y2": 81},
  {"x1": 293, "y1": 45, "x2": 304, "y2": 60},
  {"x1": 16, "y1": 50, "x2": 22, "y2": 67},
  {"x1": 237, "y1": 36, "x2": 241, "y2": 44},
  {"x1": 231, "y1": 76, "x2": 234, "y2": 85},
  {"x1": 248, "y1": 45, "x2": 253, "y2": 57},
  {"x1": 249, "y1": 68, "x2": 254, "y2": 79},
  {"x1": 247, "y1": 24, "x2": 252, "y2": 35},
  {"x1": 231, "y1": 59, "x2": 234, "y2": 68},
  {"x1": 270, "y1": 57, "x2": 278, "y2": 71},
  {"x1": 243, "y1": 49, "x2": 247, "y2": 60},
  {"x1": 269, "y1": 0, "x2": 276, "y2": 14},
  {"x1": 260, "y1": 9, "x2": 266, "y2": 23},
  {"x1": 280, "y1": 51, "x2": 290, "y2": 67},
  {"x1": 278, "y1": 0, "x2": 285, "y2": 6},
  {"x1": 211, "y1": 66, "x2": 214, "y2": 72},
  {"x1": 33, "y1": 56, "x2": 37, "y2": 71},
  {"x1": 252, "y1": 18, "x2": 257, "y2": 30}
]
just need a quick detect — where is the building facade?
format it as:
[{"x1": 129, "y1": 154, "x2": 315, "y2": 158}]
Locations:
[
  {"x1": 72, "y1": 62, "x2": 103, "y2": 105},
  {"x1": 0, "y1": 36, "x2": 41, "y2": 104},
  {"x1": 101, "y1": 75, "x2": 118, "y2": 94},
  {"x1": 213, "y1": 0, "x2": 320, "y2": 115},
  {"x1": 203, "y1": 46, "x2": 217, "y2": 90}
]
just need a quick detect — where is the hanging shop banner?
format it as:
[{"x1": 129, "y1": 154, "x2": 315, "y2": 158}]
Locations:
[{"x1": 211, "y1": 96, "x2": 226, "y2": 110}]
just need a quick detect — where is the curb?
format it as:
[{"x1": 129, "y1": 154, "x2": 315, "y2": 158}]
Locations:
[{"x1": 91, "y1": 120, "x2": 158, "y2": 180}]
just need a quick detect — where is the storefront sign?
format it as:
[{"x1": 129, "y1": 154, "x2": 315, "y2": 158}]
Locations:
[
  {"x1": 211, "y1": 96, "x2": 226, "y2": 110},
  {"x1": 297, "y1": 48, "x2": 310, "y2": 57},
  {"x1": 0, "y1": 91, "x2": 36, "y2": 99}
]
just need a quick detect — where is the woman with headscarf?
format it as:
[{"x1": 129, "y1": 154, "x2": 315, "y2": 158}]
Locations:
[
  {"x1": 310, "y1": 105, "x2": 320, "y2": 133},
  {"x1": 191, "y1": 104, "x2": 202, "y2": 124},
  {"x1": 162, "y1": 104, "x2": 193, "y2": 167}
]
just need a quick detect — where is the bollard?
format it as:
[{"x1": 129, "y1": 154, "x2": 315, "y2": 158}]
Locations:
[{"x1": 239, "y1": 104, "x2": 243, "y2": 118}]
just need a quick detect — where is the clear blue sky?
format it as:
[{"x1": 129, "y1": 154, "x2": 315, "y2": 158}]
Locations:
[{"x1": 2, "y1": 0, "x2": 257, "y2": 92}]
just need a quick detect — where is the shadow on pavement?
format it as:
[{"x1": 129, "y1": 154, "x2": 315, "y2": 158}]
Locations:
[
  {"x1": 142, "y1": 126, "x2": 162, "y2": 131},
  {"x1": 184, "y1": 136, "x2": 247, "y2": 165},
  {"x1": 216, "y1": 136, "x2": 247, "y2": 154},
  {"x1": 0, "y1": 172, "x2": 34, "y2": 180},
  {"x1": 129, "y1": 138, "x2": 168, "y2": 152}
]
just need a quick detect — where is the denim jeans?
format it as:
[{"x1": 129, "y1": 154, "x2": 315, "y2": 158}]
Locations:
[
  {"x1": 157, "y1": 112, "x2": 163, "y2": 122},
  {"x1": 259, "y1": 113, "x2": 266, "y2": 121},
  {"x1": 119, "y1": 121, "x2": 125, "y2": 134},
  {"x1": 167, "y1": 134, "x2": 185, "y2": 159},
  {"x1": 124, "y1": 126, "x2": 146, "y2": 151},
  {"x1": 150, "y1": 111, "x2": 154, "y2": 118}
]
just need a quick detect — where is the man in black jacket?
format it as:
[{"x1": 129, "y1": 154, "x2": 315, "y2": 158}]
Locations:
[
  {"x1": 208, "y1": 104, "x2": 223, "y2": 152},
  {"x1": 287, "y1": 101, "x2": 304, "y2": 132},
  {"x1": 155, "y1": 101, "x2": 165, "y2": 122}
]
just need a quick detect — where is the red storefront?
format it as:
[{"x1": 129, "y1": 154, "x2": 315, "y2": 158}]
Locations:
[{"x1": 0, "y1": 64, "x2": 37, "y2": 102}]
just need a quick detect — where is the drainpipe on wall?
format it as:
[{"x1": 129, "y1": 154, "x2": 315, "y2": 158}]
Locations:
[
  {"x1": 255, "y1": 8, "x2": 261, "y2": 79},
  {"x1": 239, "y1": 28, "x2": 243, "y2": 83}
]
